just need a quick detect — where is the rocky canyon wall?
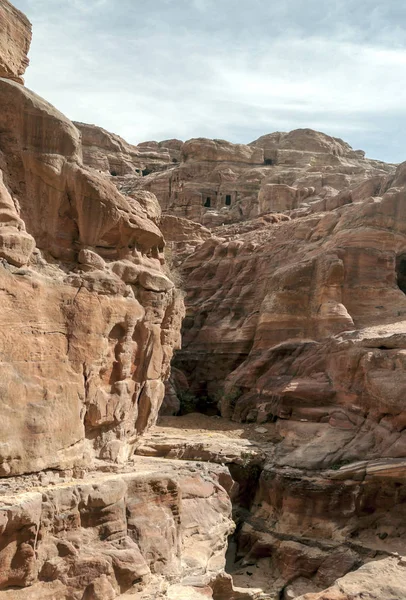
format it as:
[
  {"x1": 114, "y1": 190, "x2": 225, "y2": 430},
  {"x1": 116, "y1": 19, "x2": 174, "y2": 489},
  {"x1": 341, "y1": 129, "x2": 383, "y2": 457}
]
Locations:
[
  {"x1": 0, "y1": 74, "x2": 185, "y2": 476},
  {"x1": 82, "y1": 102, "x2": 406, "y2": 596},
  {"x1": 0, "y1": 0, "x2": 31, "y2": 83},
  {"x1": 1, "y1": 1, "x2": 406, "y2": 599},
  {"x1": 0, "y1": 4, "x2": 239, "y2": 599}
]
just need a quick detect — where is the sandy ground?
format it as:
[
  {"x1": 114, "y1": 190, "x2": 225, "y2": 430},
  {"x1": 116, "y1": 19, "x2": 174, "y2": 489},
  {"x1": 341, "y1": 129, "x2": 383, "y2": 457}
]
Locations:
[{"x1": 156, "y1": 413, "x2": 281, "y2": 444}]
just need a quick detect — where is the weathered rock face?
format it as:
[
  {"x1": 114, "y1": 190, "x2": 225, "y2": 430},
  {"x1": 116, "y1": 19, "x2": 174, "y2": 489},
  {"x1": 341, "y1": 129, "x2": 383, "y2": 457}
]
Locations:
[
  {"x1": 0, "y1": 458, "x2": 234, "y2": 599},
  {"x1": 2, "y1": 2, "x2": 406, "y2": 599},
  {"x1": 0, "y1": 2, "x2": 185, "y2": 484},
  {"x1": 169, "y1": 168, "x2": 406, "y2": 594},
  {"x1": 77, "y1": 115, "x2": 406, "y2": 596},
  {"x1": 179, "y1": 176, "x2": 406, "y2": 428},
  {"x1": 296, "y1": 556, "x2": 406, "y2": 600},
  {"x1": 0, "y1": 4, "x2": 239, "y2": 598},
  {"x1": 0, "y1": 76, "x2": 184, "y2": 478},
  {"x1": 0, "y1": 0, "x2": 31, "y2": 83},
  {"x1": 76, "y1": 121, "x2": 395, "y2": 229},
  {"x1": 134, "y1": 130, "x2": 393, "y2": 227},
  {"x1": 76, "y1": 121, "x2": 182, "y2": 177}
]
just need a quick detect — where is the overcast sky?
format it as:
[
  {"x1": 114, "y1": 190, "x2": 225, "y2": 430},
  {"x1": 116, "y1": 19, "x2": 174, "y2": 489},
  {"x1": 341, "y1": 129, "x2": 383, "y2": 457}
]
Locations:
[{"x1": 13, "y1": 0, "x2": 406, "y2": 163}]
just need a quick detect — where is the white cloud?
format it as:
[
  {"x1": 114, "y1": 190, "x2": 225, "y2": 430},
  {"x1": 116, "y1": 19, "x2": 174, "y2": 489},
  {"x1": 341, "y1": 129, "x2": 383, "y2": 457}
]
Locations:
[{"x1": 13, "y1": 0, "x2": 406, "y2": 162}]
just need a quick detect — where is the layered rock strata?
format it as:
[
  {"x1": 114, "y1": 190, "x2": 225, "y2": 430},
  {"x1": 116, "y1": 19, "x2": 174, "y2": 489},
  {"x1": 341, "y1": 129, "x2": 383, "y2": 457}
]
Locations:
[
  {"x1": 78, "y1": 121, "x2": 395, "y2": 228},
  {"x1": 69, "y1": 115, "x2": 406, "y2": 596},
  {"x1": 0, "y1": 0, "x2": 31, "y2": 83},
  {"x1": 0, "y1": 457, "x2": 234, "y2": 599},
  {"x1": 0, "y1": 75, "x2": 184, "y2": 477},
  {"x1": 75, "y1": 122, "x2": 182, "y2": 177},
  {"x1": 1, "y1": 0, "x2": 406, "y2": 598},
  {"x1": 296, "y1": 556, "x2": 406, "y2": 600},
  {"x1": 0, "y1": 4, "x2": 240, "y2": 598},
  {"x1": 167, "y1": 164, "x2": 406, "y2": 594}
]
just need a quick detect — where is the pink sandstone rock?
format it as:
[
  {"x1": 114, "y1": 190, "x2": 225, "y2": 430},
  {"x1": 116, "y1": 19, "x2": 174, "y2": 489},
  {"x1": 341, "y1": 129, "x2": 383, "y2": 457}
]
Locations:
[{"x1": 0, "y1": 0, "x2": 31, "y2": 83}]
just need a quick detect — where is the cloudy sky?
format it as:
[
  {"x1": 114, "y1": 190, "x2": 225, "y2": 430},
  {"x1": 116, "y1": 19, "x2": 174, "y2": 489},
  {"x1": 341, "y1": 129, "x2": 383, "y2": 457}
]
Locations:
[{"x1": 14, "y1": 0, "x2": 406, "y2": 163}]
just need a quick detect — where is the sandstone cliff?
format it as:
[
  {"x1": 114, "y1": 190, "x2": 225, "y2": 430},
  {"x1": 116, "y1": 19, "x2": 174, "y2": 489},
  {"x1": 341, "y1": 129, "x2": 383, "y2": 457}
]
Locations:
[
  {"x1": 80, "y1": 110, "x2": 406, "y2": 598},
  {"x1": 0, "y1": 0, "x2": 31, "y2": 83},
  {"x1": 0, "y1": 73, "x2": 186, "y2": 476},
  {"x1": 0, "y1": 4, "x2": 235, "y2": 599},
  {"x1": 1, "y1": 1, "x2": 406, "y2": 599},
  {"x1": 166, "y1": 157, "x2": 406, "y2": 596},
  {"x1": 54, "y1": 117, "x2": 406, "y2": 597}
]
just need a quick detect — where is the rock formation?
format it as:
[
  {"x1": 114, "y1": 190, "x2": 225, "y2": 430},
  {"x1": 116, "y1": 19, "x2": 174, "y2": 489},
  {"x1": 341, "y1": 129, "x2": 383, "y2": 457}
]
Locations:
[
  {"x1": 0, "y1": 72, "x2": 186, "y2": 476},
  {"x1": 75, "y1": 121, "x2": 182, "y2": 177},
  {"x1": 164, "y1": 155, "x2": 406, "y2": 595},
  {"x1": 78, "y1": 95, "x2": 406, "y2": 597},
  {"x1": 0, "y1": 4, "x2": 235, "y2": 599},
  {"x1": 296, "y1": 556, "x2": 406, "y2": 600},
  {"x1": 0, "y1": 0, "x2": 31, "y2": 83},
  {"x1": 1, "y1": 1, "x2": 406, "y2": 599}
]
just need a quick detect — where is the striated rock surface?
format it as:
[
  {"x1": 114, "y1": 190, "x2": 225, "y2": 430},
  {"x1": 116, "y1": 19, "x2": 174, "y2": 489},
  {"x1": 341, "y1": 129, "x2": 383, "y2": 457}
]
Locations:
[
  {"x1": 75, "y1": 121, "x2": 182, "y2": 177},
  {"x1": 127, "y1": 129, "x2": 393, "y2": 227},
  {"x1": 0, "y1": 76, "x2": 184, "y2": 477},
  {"x1": 0, "y1": 4, "x2": 235, "y2": 597},
  {"x1": 1, "y1": 1, "x2": 406, "y2": 599},
  {"x1": 0, "y1": 2, "x2": 248, "y2": 598},
  {"x1": 76, "y1": 121, "x2": 395, "y2": 228},
  {"x1": 165, "y1": 161, "x2": 406, "y2": 594},
  {"x1": 296, "y1": 556, "x2": 406, "y2": 600},
  {"x1": 61, "y1": 115, "x2": 406, "y2": 597},
  {"x1": 0, "y1": 457, "x2": 234, "y2": 599},
  {"x1": 0, "y1": 0, "x2": 31, "y2": 83}
]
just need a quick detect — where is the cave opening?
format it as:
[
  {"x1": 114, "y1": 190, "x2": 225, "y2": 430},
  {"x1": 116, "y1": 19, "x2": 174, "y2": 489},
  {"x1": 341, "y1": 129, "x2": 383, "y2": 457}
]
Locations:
[
  {"x1": 225, "y1": 194, "x2": 232, "y2": 206},
  {"x1": 396, "y1": 253, "x2": 406, "y2": 294},
  {"x1": 264, "y1": 158, "x2": 273, "y2": 165},
  {"x1": 204, "y1": 197, "x2": 211, "y2": 208},
  {"x1": 142, "y1": 168, "x2": 151, "y2": 176}
]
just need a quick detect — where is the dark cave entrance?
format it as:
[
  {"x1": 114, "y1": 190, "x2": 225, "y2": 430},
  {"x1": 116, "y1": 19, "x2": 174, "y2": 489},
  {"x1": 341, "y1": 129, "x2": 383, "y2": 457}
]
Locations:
[
  {"x1": 225, "y1": 194, "x2": 232, "y2": 206},
  {"x1": 204, "y1": 197, "x2": 211, "y2": 208},
  {"x1": 396, "y1": 254, "x2": 406, "y2": 294}
]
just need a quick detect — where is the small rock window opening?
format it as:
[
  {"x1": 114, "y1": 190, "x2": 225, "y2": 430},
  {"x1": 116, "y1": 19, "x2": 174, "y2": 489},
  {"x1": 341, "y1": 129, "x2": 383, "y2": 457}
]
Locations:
[
  {"x1": 396, "y1": 253, "x2": 406, "y2": 294},
  {"x1": 264, "y1": 158, "x2": 273, "y2": 166},
  {"x1": 204, "y1": 197, "x2": 211, "y2": 208},
  {"x1": 142, "y1": 168, "x2": 152, "y2": 176},
  {"x1": 172, "y1": 158, "x2": 178, "y2": 163},
  {"x1": 225, "y1": 194, "x2": 232, "y2": 206},
  {"x1": 110, "y1": 170, "x2": 118, "y2": 176}
]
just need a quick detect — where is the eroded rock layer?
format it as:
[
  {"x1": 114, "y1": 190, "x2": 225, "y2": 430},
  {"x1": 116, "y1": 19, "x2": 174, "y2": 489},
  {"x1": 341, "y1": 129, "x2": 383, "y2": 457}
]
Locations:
[
  {"x1": 56, "y1": 117, "x2": 406, "y2": 596},
  {"x1": 0, "y1": 75, "x2": 184, "y2": 477},
  {"x1": 0, "y1": 0, "x2": 31, "y2": 83},
  {"x1": 79, "y1": 123, "x2": 394, "y2": 228},
  {"x1": 1, "y1": 1, "x2": 406, "y2": 599},
  {"x1": 166, "y1": 159, "x2": 406, "y2": 595},
  {"x1": 0, "y1": 457, "x2": 234, "y2": 599},
  {"x1": 80, "y1": 106, "x2": 406, "y2": 597}
]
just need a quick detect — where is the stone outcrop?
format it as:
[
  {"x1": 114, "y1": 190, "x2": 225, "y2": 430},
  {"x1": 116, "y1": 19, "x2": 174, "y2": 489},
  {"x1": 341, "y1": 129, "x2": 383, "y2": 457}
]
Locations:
[
  {"x1": 0, "y1": 0, "x2": 31, "y2": 83},
  {"x1": 296, "y1": 556, "x2": 406, "y2": 600},
  {"x1": 0, "y1": 457, "x2": 234, "y2": 599},
  {"x1": 132, "y1": 129, "x2": 393, "y2": 226},
  {"x1": 165, "y1": 162, "x2": 406, "y2": 594},
  {"x1": 76, "y1": 121, "x2": 395, "y2": 228},
  {"x1": 0, "y1": 3, "x2": 243, "y2": 598},
  {"x1": 59, "y1": 113, "x2": 406, "y2": 596},
  {"x1": 75, "y1": 121, "x2": 182, "y2": 177},
  {"x1": 0, "y1": 76, "x2": 184, "y2": 477},
  {"x1": 1, "y1": 1, "x2": 406, "y2": 599}
]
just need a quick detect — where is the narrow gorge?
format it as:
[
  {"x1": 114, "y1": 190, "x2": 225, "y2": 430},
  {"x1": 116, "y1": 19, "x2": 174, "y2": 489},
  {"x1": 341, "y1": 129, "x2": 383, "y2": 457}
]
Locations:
[{"x1": 0, "y1": 2, "x2": 405, "y2": 599}]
